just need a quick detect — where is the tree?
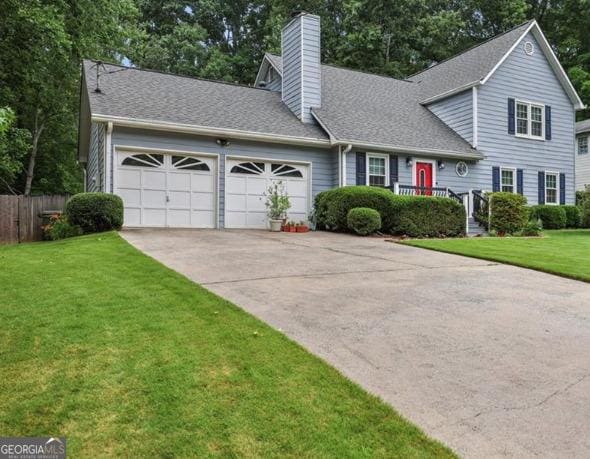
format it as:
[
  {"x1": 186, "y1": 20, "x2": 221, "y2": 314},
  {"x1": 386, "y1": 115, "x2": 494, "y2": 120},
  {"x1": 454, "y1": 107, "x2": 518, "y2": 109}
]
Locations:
[{"x1": 0, "y1": 107, "x2": 30, "y2": 194}]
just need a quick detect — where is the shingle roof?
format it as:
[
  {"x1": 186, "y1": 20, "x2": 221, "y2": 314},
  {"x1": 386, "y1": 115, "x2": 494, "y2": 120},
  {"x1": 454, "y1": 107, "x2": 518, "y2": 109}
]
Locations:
[
  {"x1": 312, "y1": 64, "x2": 480, "y2": 157},
  {"x1": 82, "y1": 60, "x2": 328, "y2": 142},
  {"x1": 577, "y1": 119, "x2": 590, "y2": 134},
  {"x1": 407, "y1": 21, "x2": 534, "y2": 100}
]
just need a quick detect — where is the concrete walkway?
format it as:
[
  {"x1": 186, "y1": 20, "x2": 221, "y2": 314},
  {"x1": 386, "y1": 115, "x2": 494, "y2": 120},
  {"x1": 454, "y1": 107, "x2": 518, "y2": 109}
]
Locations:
[{"x1": 122, "y1": 229, "x2": 590, "y2": 458}]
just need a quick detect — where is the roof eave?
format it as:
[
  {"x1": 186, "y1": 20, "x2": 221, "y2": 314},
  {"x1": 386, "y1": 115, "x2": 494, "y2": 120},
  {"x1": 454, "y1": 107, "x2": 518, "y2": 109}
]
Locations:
[
  {"x1": 420, "y1": 81, "x2": 481, "y2": 105},
  {"x1": 331, "y1": 139, "x2": 483, "y2": 160},
  {"x1": 91, "y1": 114, "x2": 331, "y2": 148}
]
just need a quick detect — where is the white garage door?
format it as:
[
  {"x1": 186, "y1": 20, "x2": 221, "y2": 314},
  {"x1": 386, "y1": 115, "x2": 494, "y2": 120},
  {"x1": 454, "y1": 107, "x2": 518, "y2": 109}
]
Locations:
[
  {"x1": 225, "y1": 158, "x2": 309, "y2": 228},
  {"x1": 115, "y1": 151, "x2": 216, "y2": 228}
]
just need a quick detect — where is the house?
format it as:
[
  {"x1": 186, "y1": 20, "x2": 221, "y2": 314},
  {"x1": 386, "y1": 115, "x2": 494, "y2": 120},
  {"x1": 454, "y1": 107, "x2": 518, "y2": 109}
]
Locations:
[
  {"x1": 576, "y1": 119, "x2": 590, "y2": 190},
  {"x1": 78, "y1": 12, "x2": 585, "y2": 231}
]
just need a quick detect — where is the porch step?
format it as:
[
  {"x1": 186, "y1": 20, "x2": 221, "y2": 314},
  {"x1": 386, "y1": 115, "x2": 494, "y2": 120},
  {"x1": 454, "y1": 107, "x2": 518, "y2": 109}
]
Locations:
[{"x1": 467, "y1": 217, "x2": 487, "y2": 237}]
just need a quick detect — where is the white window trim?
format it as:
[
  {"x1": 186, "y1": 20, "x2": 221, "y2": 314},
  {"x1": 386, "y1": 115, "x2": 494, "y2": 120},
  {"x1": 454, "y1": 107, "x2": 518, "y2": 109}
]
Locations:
[
  {"x1": 578, "y1": 135, "x2": 589, "y2": 155},
  {"x1": 544, "y1": 170, "x2": 559, "y2": 205},
  {"x1": 515, "y1": 99, "x2": 545, "y2": 141},
  {"x1": 366, "y1": 152, "x2": 390, "y2": 186},
  {"x1": 500, "y1": 167, "x2": 517, "y2": 193},
  {"x1": 411, "y1": 159, "x2": 437, "y2": 187}
]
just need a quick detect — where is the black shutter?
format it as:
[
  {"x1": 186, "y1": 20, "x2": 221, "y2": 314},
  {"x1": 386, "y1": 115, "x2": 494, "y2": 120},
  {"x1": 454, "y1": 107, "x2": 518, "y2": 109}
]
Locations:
[
  {"x1": 508, "y1": 98, "x2": 515, "y2": 135},
  {"x1": 492, "y1": 166, "x2": 500, "y2": 192},
  {"x1": 517, "y1": 169, "x2": 524, "y2": 195},
  {"x1": 560, "y1": 173, "x2": 566, "y2": 204},
  {"x1": 545, "y1": 106, "x2": 552, "y2": 140},
  {"x1": 538, "y1": 171, "x2": 545, "y2": 204},
  {"x1": 356, "y1": 152, "x2": 366, "y2": 185},
  {"x1": 389, "y1": 155, "x2": 398, "y2": 184}
]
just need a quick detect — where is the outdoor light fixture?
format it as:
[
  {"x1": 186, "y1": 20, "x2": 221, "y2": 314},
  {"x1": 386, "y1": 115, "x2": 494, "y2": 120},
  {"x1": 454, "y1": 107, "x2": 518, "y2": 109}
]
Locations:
[
  {"x1": 438, "y1": 160, "x2": 445, "y2": 170},
  {"x1": 216, "y1": 138, "x2": 230, "y2": 147},
  {"x1": 406, "y1": 157, "x2": 413, "y2": 167}
]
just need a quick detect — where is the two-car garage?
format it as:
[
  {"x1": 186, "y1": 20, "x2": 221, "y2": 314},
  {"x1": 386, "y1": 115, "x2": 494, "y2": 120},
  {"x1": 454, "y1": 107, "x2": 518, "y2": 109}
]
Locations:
[{"x1": 115, "y1": 149, "x2": 310, "y2": 229}]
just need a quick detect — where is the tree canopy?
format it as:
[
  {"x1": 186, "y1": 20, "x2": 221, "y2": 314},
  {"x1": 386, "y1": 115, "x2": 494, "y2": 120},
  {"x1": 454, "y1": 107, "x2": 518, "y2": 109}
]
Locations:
[{"x1": 0, "y1": 0, "x2": 588, "y2": 194}]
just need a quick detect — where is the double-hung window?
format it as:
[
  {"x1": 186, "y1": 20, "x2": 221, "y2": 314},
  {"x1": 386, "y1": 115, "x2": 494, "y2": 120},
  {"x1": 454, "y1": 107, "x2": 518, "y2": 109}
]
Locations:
[
  {"x1": 545, "y1": 172, "x2": 558, "y2": 205},
  {"x1": 516, "y1": 101, "x2": 544, "y2": 139},
  {"x1": 367, "y1": 153, "x2": 389, "y2": 186},
  {"x1": 501, "y1": 168, "x2": 515, "y2": 193},
  {"x1": 578, "y1": 136, "x2": 588, "y2": 155}
]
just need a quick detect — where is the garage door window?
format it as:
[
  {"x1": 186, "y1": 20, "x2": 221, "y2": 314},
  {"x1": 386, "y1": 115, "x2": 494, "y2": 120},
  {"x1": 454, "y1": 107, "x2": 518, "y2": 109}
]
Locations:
[
  {"x1": 121, "y1": 153, "x2": 164, "y2": 168},
  {"x1": 230, "y1": 162, "x2": 265, "y2": 175},
  {"x1": 171, "y1": 155, "x2": 210, "y2": 171},
  {"x1": 271, "y1": 163, "x2": 303, "y2": 178}
]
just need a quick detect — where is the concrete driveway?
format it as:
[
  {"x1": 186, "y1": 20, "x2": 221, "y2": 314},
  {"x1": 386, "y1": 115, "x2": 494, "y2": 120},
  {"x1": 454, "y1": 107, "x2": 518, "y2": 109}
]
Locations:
[{"x1": 122, "y1": 229, "x2": 590, "y2": 458}]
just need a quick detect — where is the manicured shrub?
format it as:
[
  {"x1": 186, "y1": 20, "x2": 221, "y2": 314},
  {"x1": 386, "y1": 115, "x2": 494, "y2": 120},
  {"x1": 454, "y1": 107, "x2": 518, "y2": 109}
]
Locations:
[
  {"x1": 582, "y1": 199, "x2": 590, "y2": 228},
  {"x1": 562, "y1": 205, "x2": 581, "y2": 228},
  {"x1": 347, "y1": 207, "x2": 381, "y2": 236},
  {"x1": 66, "y1": 192, "x2": 124, "y2": 233},
  {"x1": 393, "y1": 196, "x2": 465, "y2": 238},
  {"x1": 489, "y1": 192, "x2": 528, "y2": 235},
  {"x1": 314, "y1": 186, "x2": 465, "y2": 238},
  {"x1": 520, "y1": 219, "x2": 543, "y2": 237},
  {"x1": 529, "y1": 205, "x2": 567, "y2": 229},
  {"x1": 313, "y1": 186, "x2": 398, "y2": 232},
  {"x1": 42, "y1": 214, "x2": 82, "y2": 240}
]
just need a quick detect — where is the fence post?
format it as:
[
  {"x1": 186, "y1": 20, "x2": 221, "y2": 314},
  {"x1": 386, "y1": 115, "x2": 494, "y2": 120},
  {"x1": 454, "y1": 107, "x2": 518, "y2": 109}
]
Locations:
[{"x1": 393, "y1": 182, "x2": 399, "y2": 195}]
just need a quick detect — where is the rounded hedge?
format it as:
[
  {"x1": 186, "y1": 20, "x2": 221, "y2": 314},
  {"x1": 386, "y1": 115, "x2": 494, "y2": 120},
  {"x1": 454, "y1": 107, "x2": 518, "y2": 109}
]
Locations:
[
  {"x1": 489, "y1": 192, "x2": 528, "y2": 235},
  {"x1": 529, "y1": 205, "x2": 566, "y2": 229},
  {"x1": 314, "y1": 186, "x2": 465, "y2": 238},
  {"x1": 314, "y1": 186, "x2": 397, "y2": 232},
  {"x1": 66, "y1": 192, "x2": 124, "y2": 233},
  {"x1": 562, "y1": 205, "x2": 581, "y2": 228},
  {"x1": 582, "y1": 198, "x2": 590, "y2": 228},
  {"x1": 347, "y1": 207, "x2": 381, "y2": 236}
]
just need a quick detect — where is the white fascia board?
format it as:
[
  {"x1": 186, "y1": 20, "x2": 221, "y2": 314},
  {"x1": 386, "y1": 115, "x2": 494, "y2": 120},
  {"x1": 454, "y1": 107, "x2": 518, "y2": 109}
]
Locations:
[
  {"x1": 332, "y1": 139, "x2": 484, "y2": 160},
  {"x1": 481, "y1": 21, "x2": 585, "y2": 110},
  {"x1": 310, "y1": 110, "x2": 337, "y2": 142},
  {"x1": 92, "y1": 114, "x2": 331, "y2": 148},
  {"x1": 420, "y1": 81, "x2": 481, "y2": 105}
]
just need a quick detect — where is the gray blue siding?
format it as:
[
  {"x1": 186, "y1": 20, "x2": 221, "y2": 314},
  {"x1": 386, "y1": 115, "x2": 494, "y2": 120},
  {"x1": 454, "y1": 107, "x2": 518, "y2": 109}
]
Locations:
[
  {"x1": 477, "y1": 32, "x2": 575, "y2": 204},
  {"x1": 86, "y1": 122, "x2": 105, "y2": 192},
  {"x1": 428, "y1": 90, "x2": 473, "y2": 145},
  {"x1": 281, "y1": 14, "x2": 321, "y2": 123},
  {"x1": 110, "y1": 127, "x2": 335, "y2": 227},
  {"x1": 576, "y1": 133, "x2": 590, "y2": 189}
]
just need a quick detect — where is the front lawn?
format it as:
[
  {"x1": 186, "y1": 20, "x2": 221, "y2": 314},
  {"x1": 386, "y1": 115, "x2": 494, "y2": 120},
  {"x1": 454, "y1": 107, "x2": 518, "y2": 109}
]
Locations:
[
  {"x1": 0, "y1": 233, "x2": 453, "y2": 457},
  {"x1": 402, "y1": 229, "x2": 590, "y2": 282}
]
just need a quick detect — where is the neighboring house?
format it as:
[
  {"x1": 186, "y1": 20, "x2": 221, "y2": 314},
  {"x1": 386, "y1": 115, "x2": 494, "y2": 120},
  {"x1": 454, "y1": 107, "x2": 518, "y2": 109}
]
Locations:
[
  {"x1": 78, "y1": 12, "x2": 585, "y2": 232},
  {"x1": 576, "y1": 119, "x2": 590, "y2": 190}
]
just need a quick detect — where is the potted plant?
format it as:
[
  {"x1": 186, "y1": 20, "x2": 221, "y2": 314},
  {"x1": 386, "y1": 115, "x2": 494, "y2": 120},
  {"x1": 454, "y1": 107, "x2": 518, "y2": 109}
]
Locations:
[
  {"x1": 297, "y1": 221, "x2": 309, "y2": 233},
  {"x1": 289, "y1": 220, "x2": 297, "y2": 232},
  {"x1": 264, "y1": 181, "x2": 291, "y2": 232},
  {"x1": 282, "y1": 221, "x2": 290, "y2": 232}
]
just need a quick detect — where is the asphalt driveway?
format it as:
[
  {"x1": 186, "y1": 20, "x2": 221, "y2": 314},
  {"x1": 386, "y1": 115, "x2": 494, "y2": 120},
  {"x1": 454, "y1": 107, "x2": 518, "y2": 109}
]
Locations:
[{"x1": 122, "y1": 229, "x2": 590, "y2": 458}]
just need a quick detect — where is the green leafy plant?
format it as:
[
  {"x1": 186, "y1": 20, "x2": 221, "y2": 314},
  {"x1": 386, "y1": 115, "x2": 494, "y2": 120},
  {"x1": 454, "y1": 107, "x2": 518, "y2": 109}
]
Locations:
[
  {"x1": 264, "y1": 181, "x2": 291, "y2": 220},
  {"x1": 66, "y1": 192, "x2": 124, "y2": 233},
  {"x1": 529, "y1": 205, "x2": 567, "y2": 229},
  {"x1": 520, "y1": 219, "x2": 543, "y2": 237},
  {"x1": 42, "y1": 214, "x2": 82, "y2": 240},
  {"x1": 489, "y1": 192, "x2": 528, "y2": 235},
  {"x1": 562, "y1": 205, "x2": 581, "y2": 228},
  {"x1": 347, "y1": 207, "x2": 382, "y2": 236}
]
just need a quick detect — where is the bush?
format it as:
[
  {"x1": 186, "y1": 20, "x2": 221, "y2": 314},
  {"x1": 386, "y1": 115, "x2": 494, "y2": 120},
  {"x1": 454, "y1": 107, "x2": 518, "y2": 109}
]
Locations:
[
  {"x1": 314, "y1": 186, "x2": 397, "y2": 232},
  {"x1": 489, "y1": 192, "x2": 528, "y2": 235},
  {"x1": 42, "y1": 214, "x2": 82, "y2": 241},
  {"x1": 582, "y1": 199, "x2": 590, "y2": 228},
  {"x1": 562, "y1": 205, "x2": 581, "y2": 228},
  {"x1": 66, "y1": 192, "x2": 124, "y2": 233},
  {"x1": 520, "y1": 219, "x2": 543, "y2": 237},
  {"x1": 393, "y1": 196, "x2": 465, "y2": 238},
  {"x1": 314, "y1": 186, "x2": 465, "y2": 238},
  {"x1": 529, "y1": 205, "x2": 567, "y2": 229},
  {"x1": 347, "y1": 207, "x2": 382, "y2": 235}
]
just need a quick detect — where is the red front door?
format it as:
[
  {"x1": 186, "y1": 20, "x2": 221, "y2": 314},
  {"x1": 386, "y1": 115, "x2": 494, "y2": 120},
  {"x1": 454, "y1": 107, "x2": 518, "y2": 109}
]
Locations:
[{"x1": 415, "y1": 162, "x2": 433, "y2": 195}]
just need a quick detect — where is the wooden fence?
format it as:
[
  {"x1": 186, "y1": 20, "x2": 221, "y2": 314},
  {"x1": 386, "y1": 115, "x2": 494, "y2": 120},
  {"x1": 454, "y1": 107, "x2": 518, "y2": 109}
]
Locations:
[{"x1": 0, "y1": 195, "x2": 69, "y2": 244}]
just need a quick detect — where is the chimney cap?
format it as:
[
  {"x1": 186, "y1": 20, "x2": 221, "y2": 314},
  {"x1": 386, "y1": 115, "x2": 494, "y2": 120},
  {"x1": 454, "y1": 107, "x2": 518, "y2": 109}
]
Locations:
[{"x1": 290, "y1": 10, "x2": 307, "y2": 18}]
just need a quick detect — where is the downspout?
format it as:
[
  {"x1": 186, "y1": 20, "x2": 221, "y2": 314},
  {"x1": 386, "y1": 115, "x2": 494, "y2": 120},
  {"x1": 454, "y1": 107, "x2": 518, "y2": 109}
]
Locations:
[
  {"x1": 105, "y1": 122, "x2": 113, "y2": 192},
  {"x1": 341, "y1": 144, "x2": 352, "y2": 186}
]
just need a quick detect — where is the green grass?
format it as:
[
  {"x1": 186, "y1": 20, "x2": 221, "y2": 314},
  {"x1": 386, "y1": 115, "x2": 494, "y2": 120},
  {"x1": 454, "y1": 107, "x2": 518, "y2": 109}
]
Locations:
[
  {"x1": 0, "y1": 232, "x2": 453, "y2": 458},
  {"x1": 402, "y1": 229, "x2": 590, "y2": 282}
]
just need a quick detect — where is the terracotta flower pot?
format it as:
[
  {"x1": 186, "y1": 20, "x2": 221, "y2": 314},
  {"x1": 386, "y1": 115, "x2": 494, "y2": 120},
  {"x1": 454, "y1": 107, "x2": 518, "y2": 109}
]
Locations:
[
  {"x1": 289, "y1": 226, "x2": 297, "y2": 233},
  {"x1": 297, "y1": 225, "x2": 309, "y2": 233}
]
